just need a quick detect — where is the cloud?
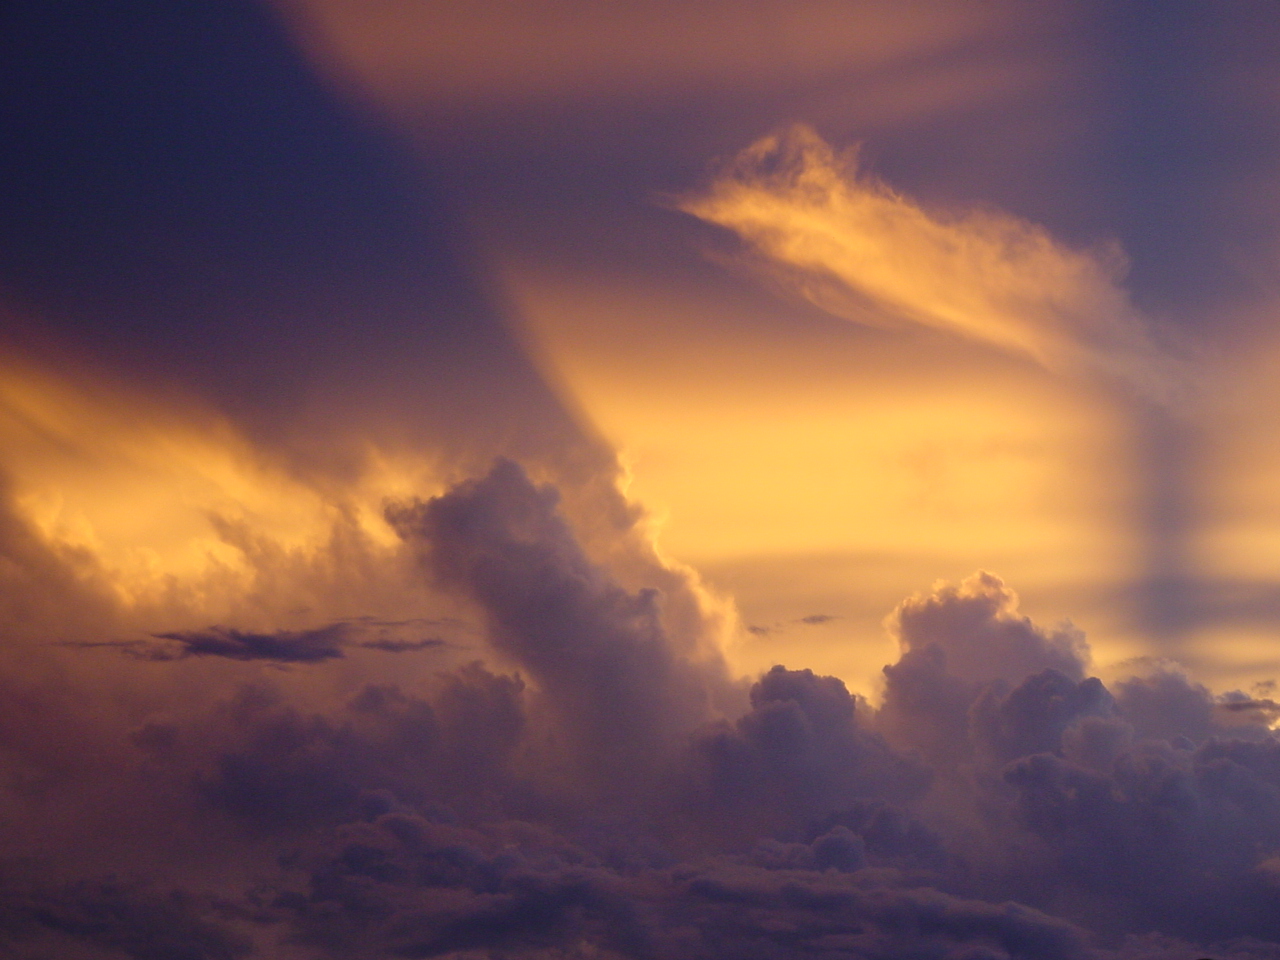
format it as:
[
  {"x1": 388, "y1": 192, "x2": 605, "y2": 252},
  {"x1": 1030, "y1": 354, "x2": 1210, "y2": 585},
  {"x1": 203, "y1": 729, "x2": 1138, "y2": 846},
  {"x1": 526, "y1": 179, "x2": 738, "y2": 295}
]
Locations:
[
  {"x1": 1114, "y1": 665, "x2": 1277, "y2": 745},
  {"x1": 7, "y1": 462, "x2": 1280, "y2": 959},
  {"x1": 970, "y1": 669, "x2": 1115, "y2": 764},
  {"x1": 149, "y1": 625, "x2": 350, "y2": 663},
  {"x1": 1218, "y1": 695, "x2": 1280, "y2": 722},
  {"x1": 387, "y1": 458, "x2": 731, "y2": 794},
  {"x1": 277, "y1": 0, "x2": 1003, "y2": 114},
  {"x1": 876, "y1": 576, "x2": 1098, "y2": 770},
  {"x1": 743, "y1": 614, "x2": 838, "y2": 638},
  {"x1": 679, "y1": 665, "x2": 931, "y2": 842},
  {"x1": 0, "y1": 879, "x2": 252, "y2": 960},
  {"x1": 866, "y1": 571, "x2": 1280, "y2": 945},
  {"x1": 889, "y1": 571, "x2": 1089, "y2": 686},
  {"x1": 195, "y1": 665, "x2": 528, "y2": 834},
  {"x1": 680, "y1": 125, "x2": 1178, "y2": 397},
  {"x1": 355, "y1": 636, "x2": 445, "y2": 653},
  {"x1": 799, "y1": 613, "x2": 838, "y2": 625},
  {"x1": 1004, "y1": 736, "x2": 1280, "y2": 945},
  {"x1": 68, "y1": 620, "x2": 454, "y2": 664},
  {"x1": 273, "y1": 807, "x2": 1094, "y2": 960}
]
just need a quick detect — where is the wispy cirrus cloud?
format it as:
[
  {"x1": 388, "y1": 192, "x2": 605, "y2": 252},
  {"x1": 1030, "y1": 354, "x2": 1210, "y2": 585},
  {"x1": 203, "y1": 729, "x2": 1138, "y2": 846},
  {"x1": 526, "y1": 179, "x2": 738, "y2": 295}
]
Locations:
[{"x1": 680, "y1": 125, "x2": 1181, "y2": 399}]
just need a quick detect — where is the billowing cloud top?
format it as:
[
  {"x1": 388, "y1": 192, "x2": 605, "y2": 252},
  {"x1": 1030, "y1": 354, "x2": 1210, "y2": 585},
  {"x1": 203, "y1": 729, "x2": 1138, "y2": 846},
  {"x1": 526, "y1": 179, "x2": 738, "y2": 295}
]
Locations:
[{"x1": 3, "y1": 459, "x2": 1279, "y2": 959}]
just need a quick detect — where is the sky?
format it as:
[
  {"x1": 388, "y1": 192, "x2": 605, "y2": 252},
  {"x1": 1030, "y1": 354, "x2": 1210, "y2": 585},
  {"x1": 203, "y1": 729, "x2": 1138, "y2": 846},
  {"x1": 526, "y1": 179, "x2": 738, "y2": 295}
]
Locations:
[{"x1": 5, "y1": 2, "x2": 1280, "y2": 958}]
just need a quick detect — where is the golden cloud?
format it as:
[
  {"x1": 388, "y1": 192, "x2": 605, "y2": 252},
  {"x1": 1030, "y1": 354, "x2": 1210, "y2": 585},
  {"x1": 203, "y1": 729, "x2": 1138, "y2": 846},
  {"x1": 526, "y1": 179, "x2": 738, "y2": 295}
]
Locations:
[{"x1": 680, "y1": 125, "x2": 1177, "y2": 398}]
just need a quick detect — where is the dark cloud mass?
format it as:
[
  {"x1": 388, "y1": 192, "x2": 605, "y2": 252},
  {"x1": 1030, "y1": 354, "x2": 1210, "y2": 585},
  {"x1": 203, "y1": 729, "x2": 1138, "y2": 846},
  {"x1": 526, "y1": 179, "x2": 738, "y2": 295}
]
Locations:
[
  {"x1": 386, "y1": 459, "x2": 740, "y2": 801},
  {"x1": 890, "y1": 572, "x2": 1090, "y2": 686},
  {"x1": 134, "y1": 622, "x2": 450, "y2": 662},
  {"x1": 150, "y1": 625, "x2": 349, "y2": 662},
  {"x1": 1, "y1": 460, "x2": 1279, "y2": 959}
]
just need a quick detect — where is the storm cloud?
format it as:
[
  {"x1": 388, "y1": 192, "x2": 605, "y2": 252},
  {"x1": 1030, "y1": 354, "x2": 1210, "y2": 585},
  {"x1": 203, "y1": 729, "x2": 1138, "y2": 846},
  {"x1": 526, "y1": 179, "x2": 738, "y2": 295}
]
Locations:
[{"x1": 1, "y1": 461, "x2": 1277, "y2": 959}]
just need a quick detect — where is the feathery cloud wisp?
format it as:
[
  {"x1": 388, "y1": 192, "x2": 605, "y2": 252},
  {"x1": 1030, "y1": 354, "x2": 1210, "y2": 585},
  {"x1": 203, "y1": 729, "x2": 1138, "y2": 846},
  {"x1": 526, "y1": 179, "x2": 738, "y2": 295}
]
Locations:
[{"x1": 681, "y1": 126, "x2": 1177, "y2": 397}]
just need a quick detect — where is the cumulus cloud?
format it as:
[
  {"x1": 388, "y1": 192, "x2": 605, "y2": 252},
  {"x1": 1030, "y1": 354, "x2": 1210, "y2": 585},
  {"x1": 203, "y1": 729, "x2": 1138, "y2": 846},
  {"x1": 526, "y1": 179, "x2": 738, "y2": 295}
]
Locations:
[
  {"x1": 270, "y1": 807, "x2": 1094, "y2": 960},
  {"x1": 877, "y1": 574, "x2": 1093, "y2": 768},
  {"x1": 193, "y1": 665, "x2": 527, "y2": 835},
  {"x1": 1115, "y1": 664, "x2": 1277, "y2": 745},
  {"x1": 1004, "y1": 736, "x2": 1280, "y2": 944},
  {"x1": 4, "y1": 462, "x2": 1280, "y2": 959},
  {"x1": 969, "y1": 669, "x2": 1115, "y2": 764},
  {"x1": 890, "y1": 571, "x2": 1089, "y2": 686},
  {"x1": 680, "y1": 125, "x2": 1178, "y2": 397},
  {"x1": 387, "y1": 458, "x2": 730, "y2": 795},
  {"x1": 678, "y1": 665, "x2": 930, "y2": 843}
]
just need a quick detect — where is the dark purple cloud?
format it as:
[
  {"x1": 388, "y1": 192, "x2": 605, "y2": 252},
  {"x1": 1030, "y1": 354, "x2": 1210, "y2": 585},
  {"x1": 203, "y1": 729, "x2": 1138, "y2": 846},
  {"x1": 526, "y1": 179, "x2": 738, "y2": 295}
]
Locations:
[
  {"x1": 889, "y1": 572, "x2": 1090, "y2": 686},
  {"x1": 678, "y1": 665, "x2": 930, "y2": 845},
  {"x1": 269, "y1": 807, "x2": 1095, "y2": 960},
  {"x1": 0, "y1": 879, "x2": 250, "y2": 960},
  {"x1": 356, "y1": 637, "x2": 446, "y2": 653},
  {"x1": 1, "y1": 461, "x2": 1279, "y2": 959},
  {"x1": 149, "y1": 625, "x2": 349, "y2": 663},
  {"x1": 387, "y1": 458, "x2": 730, "y2": 796},
  {"x1": 68, "y1": 621, "x2": 453, "y2": 664}
]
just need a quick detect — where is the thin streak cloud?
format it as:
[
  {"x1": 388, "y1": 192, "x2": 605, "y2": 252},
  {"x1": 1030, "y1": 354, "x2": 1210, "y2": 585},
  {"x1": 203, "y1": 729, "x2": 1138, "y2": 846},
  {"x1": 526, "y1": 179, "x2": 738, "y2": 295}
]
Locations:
[
  {"x1": 65, "y1": 621, "x2": 453, "y2": 663},
  {"x1": 681, "y1": 125, "x2": 1180, "y2": 398}
]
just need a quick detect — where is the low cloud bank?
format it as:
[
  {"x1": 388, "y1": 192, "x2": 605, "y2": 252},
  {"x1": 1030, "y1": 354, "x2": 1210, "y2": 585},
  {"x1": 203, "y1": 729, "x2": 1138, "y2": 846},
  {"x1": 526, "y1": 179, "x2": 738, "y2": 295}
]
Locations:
[{"x1": 0, "y1": 460, "x2": 1277, "y2": 958}]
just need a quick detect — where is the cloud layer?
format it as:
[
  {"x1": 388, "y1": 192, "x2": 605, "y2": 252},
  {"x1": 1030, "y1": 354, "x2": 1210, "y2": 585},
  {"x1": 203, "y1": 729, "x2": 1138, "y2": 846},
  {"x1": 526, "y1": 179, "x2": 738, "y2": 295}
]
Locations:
[{"x1": 1, "y1": 459, "x2": 1278, "y2": 958}]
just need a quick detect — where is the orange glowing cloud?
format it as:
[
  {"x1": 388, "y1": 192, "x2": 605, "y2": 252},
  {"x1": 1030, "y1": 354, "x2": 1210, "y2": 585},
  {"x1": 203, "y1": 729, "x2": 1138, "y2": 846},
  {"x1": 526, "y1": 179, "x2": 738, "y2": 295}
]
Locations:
[
  {"x1": 0, "y1": 350, "x2": 738, "y2": 694},
  {"x1": 680, "y1": 126, "x2": 1176, "y2": 397},
  {"x1": 503, "y1": 264, "x2": 1140, "y2": 695},
  {"x1": 0, "y1": 358, "x2": 448, "y2": 634}
]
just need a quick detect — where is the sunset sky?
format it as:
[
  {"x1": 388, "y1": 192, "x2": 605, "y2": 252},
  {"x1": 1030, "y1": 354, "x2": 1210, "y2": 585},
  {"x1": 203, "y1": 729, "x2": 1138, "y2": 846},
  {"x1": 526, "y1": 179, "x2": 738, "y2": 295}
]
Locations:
[{"x1": 6, "y1": 3, "x2": 1280, "y2": 959}]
